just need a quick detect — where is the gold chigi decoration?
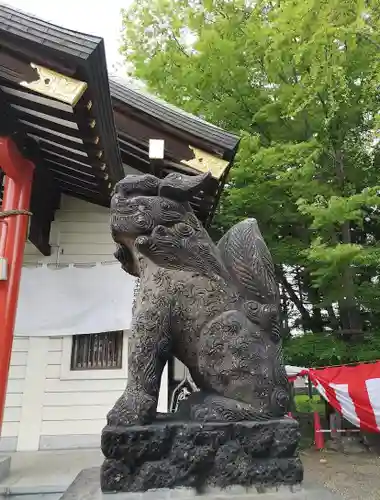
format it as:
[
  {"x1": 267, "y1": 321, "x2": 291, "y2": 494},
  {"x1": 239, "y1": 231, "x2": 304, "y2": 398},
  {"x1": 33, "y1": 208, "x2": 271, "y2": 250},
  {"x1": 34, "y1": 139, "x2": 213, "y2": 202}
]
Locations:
[
  {"x1": 20, "y1": 64, "x2": 88, "y2": 107},
  {"x1": 183, "y1": 146, "x2": 229, "y2": 179}
]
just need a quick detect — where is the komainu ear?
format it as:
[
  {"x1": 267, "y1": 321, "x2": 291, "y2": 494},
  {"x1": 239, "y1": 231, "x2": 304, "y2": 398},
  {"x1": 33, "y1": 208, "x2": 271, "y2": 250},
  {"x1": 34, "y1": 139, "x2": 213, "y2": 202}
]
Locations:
[
  {"x1": 158, "y1": 172, "x2": 212, "y2": 202},
  {"x1": 113, "y1": 174, "x2": 159, "y2": 198}
]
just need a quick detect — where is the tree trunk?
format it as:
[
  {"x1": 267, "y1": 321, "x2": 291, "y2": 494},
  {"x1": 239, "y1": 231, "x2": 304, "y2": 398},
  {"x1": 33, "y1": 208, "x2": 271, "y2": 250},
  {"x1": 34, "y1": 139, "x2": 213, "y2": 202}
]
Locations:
[
  {"x1": 280, "y1": 285, "x2": 290, "y2": 339},
  {"x1": 335, "y1": 150, "x2": 362, "y2": 335},
  {"x1": 339, "y1": 221, "x2": 362, "y2": 333},
  {"x1": 276, "y1": 266, "x2": 313, "y2": 332},
  {"x1": 311, "y1": 305, "x2": 324, "y2": 332},
  {"x1": 302, "y1": 270, "x2": 325, "y2": 332},
  {"x1": 326, "y1": 305, "x2": 340, "y2": 331}
]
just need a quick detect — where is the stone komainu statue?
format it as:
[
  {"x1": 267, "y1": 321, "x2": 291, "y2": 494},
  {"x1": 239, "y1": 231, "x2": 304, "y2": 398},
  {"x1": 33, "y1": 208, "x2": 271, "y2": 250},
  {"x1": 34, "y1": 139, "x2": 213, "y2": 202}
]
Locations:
[{"x1": 107, "y1": 171, "x2": 289, "y2": 426}]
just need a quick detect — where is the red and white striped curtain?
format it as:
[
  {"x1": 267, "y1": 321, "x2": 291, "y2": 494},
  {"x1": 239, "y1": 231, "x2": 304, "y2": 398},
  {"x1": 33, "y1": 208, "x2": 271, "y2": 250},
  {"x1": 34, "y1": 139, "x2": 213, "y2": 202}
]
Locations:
[{"x1": 308, "y1": 362, "x2": 380, "y2": 433}]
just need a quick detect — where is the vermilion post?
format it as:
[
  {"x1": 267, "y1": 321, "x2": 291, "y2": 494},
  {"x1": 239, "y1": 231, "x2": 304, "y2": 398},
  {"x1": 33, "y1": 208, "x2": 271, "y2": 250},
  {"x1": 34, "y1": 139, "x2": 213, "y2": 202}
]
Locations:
[
  {"x1": 0, "y1": 137, "x2": 34, "y2": 433},
  {"x1": 313, "y1": 411, "x2": 325, "y2": 450}
]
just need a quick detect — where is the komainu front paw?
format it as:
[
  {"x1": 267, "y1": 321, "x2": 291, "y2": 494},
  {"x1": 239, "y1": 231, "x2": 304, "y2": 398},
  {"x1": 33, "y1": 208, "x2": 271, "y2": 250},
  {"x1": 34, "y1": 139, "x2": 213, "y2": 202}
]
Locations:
[{"x1": 107, "y1": 391, "x2": 157, "y2": 427}]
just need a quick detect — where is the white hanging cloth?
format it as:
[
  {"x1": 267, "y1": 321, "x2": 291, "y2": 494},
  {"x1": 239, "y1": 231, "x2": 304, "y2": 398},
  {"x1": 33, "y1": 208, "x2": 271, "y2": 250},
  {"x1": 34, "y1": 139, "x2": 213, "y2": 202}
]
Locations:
[{"x1": 15, "y1": 263, "x2": 136, "y2": 337}]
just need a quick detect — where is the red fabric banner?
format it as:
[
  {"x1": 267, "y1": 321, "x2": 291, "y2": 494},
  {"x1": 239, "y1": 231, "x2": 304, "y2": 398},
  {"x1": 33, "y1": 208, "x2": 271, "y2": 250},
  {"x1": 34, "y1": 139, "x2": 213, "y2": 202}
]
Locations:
[{"x1": 308, "y1": 362, "x2": 380, "y2": 433}]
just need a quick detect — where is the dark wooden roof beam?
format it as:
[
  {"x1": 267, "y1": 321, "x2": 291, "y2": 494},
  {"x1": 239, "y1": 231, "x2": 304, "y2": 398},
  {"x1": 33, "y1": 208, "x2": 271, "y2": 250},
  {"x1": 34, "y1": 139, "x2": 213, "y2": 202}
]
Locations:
[
  {"x1": 118, "y1": 142, "x2": 221, "y2": 190},
  {"x1": 43, "y1": 157, "x2": 108, "y2": 182},
  {"x1": 163, "y1": 159, "x2": 205, "y2": 177},
  {"x1": 44, "y1": 153, "x2": 111, "y2": 195},
  {"x1": 0, "y1": 38, "x2": 76, "y2": 78},
  {"x1": 7, "y1": 95, "x2": 75, "y2": 122},
  {"x1": 0, "y1": 46, "x2": 41, "y2": 84},
  {"x1": 38, "y1": 142, "x2": 89, "y2": 160},
  {"x1": 118, "y1": 134, "x2": 148, "y2": 157},
  {"x1": 118, "y1": 131, "x2": 218, "y2": 179},
  {"x1": 115, "y1": 111, "x2": 202, "y2": 164},
  {"x1": 41, "y1": 150, "x2": 107, "y2": 176},
  {"x1": 118, "y1": 137, "x2": 190, "y2": 177},
  {"x1": 49, "y1": 169, "x2": 99, "y2": 189},
  {"x1": 26, "y1": 131, "x2": 88, "y2": 154},
  {"x1": 55, "y1": 177, "x2": 100, "y2": 195},
  {"x1": 119, "y1": 147, "x2": 150, "y2": 165},
  {"x1": 72, "y1": 92, "x2": 104, "y2": 141},
  {"x1": 0, "y1": 4, "x2": 239, "y2": 224},
  {"x1": 119, "y1": 147, "x2": 150, "y2": 167},
  {"x1": 13, "y1": 110, "x2": 84, "y2": 139},
  {"x1": 75, "y1": 53, "x2": 123, "y2": 186},
  {"x1": 113, "y1": 101, "x2": 226, "y2": 160},
  {"x1": 110, "y1": 78, "x2": 239, "y2": 159},
  {"x1": 21, "y1": 119, "x2": 84, "y2": 142},
  {"x1": 70, "y1": 90, "x2": 113, "y2": 196},
  {"x1": 37, "y1": 141, "x2": 106, "y2": 169},
  {"x1": 119, "y1": 152, "x2": 151, "y2": 176},
  {"x1": 0, "y1": 81, "x2": 73, "y2": 111}
]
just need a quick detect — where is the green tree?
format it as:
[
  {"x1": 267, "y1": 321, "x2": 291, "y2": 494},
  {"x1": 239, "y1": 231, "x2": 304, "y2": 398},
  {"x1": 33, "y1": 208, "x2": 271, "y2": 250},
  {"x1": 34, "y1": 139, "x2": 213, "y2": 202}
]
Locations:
[{"x1": 120, "y1": 0, "x2": 380, "y2": 336}]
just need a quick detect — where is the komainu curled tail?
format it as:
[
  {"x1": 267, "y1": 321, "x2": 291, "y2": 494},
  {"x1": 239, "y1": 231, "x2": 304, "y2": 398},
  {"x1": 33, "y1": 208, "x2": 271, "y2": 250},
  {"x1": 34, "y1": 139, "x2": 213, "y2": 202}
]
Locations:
[
  {"x1": 218, "y1": 218, "x2": 281, "y2": 342},
  {"x1": 214, "y1": 218, "x2": 290, "y2": 418},
  {"x1": 217, "y1": 218, "x2": 278, "y2": 305}
]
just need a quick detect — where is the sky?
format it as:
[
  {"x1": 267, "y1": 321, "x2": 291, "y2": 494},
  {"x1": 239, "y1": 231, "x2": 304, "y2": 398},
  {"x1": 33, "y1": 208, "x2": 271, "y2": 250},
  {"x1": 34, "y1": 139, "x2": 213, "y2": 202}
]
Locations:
[{"x1": 4, "y1": 0, "x2": 132, "y2": 74}]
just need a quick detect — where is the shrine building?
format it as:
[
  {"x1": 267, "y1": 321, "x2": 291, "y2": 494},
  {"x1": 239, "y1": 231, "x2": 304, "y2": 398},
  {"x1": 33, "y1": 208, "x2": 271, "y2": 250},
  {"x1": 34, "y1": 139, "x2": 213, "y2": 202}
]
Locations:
[{"x1": 0, "y1": 4, "x2": 239, "y2": 452}]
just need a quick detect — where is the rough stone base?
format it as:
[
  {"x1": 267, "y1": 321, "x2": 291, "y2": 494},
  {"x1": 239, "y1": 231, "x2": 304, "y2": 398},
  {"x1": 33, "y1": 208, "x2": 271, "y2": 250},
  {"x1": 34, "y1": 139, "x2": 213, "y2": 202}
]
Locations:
[
  {"x1": 101, "y1": 419, "x2": 303, "y2": 493},
  {"x1": 59, "y1": 468, "x2": 341, "y2": 500}
]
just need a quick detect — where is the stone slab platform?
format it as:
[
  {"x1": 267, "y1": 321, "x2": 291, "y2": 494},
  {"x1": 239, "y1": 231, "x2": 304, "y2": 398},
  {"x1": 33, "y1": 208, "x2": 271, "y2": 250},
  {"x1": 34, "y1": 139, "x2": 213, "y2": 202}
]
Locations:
[
  {"x1": 59, "y1": 468, "x2": 341, "y2": 500},
  {"x1": 101, "y1": 419, "x2": 303, "y2": 492},
  {"x1": 0, "y1": 456, "x2": 10, "y2": 482}
]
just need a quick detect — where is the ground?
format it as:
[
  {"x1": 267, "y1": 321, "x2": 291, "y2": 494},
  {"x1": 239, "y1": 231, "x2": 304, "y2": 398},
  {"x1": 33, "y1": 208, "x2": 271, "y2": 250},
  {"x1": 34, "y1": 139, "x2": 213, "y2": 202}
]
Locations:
[
  {"x1": 302, "y1": 450, "x2": 380, "y2": 499},
  {"x1": 1, "y1": 448, "x2": 380, "y2": 498}
]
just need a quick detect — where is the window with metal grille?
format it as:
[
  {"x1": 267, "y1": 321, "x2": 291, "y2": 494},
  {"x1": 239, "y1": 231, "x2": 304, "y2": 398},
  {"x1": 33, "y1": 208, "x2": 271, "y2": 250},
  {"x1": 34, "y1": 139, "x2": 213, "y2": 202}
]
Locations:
[{"x1": 70, "y1": 331, "x2": 123, "y2": 370}]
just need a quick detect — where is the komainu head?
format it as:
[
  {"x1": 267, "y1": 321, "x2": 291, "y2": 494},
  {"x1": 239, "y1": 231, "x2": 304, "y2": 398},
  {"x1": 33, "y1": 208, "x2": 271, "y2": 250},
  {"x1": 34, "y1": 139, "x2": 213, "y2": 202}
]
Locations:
[{"x1": 111, "y1": 171, "x2": 212, "y2": 276}]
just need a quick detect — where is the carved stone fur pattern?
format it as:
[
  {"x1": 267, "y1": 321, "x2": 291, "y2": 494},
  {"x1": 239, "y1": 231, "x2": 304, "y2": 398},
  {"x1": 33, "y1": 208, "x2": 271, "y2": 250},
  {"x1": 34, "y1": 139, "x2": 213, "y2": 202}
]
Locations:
[{"x1": 108, "y1": 171, "x2": 290, "y2": 426}]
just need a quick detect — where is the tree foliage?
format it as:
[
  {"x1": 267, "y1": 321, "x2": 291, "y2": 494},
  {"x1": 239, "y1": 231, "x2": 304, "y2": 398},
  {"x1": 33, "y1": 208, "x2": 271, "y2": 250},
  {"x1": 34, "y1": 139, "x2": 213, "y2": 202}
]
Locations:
[
  {"x1": 120, "y1": 0, "x2": 380, "y2": 346},
  {"x1": 283, "y1": 331, "x2": 380, "y2": 367}
]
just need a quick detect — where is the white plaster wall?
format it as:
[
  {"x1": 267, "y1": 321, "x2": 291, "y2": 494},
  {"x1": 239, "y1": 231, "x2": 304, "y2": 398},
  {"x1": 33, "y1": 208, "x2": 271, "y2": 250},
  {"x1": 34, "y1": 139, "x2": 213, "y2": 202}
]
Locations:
[
  {"x1": 0, "y1": 194, "x2": 168, "y2": 452},
  {"x1": 23, "y1": 194, "x2": 116, "y2": 266},
  {"x1": 0, "y1": 337, "x2": 28, "y2": 452},
  {"x1": 39, "y1": 334, "x2": 130, "y2": 451},
  {"x1": 40, "y1": 335, "x2": 167, "y2": 451}
]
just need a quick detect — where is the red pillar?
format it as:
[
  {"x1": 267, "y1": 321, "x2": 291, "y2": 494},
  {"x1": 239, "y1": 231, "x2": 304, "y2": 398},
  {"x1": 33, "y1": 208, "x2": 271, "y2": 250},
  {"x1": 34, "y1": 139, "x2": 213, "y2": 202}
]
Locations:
[
  {"x1": 313, "y1": 411, "x2": 325, "y2": 450},
  {"x1": 0, "y1": 137, "x2": 34, "y2": 433}
]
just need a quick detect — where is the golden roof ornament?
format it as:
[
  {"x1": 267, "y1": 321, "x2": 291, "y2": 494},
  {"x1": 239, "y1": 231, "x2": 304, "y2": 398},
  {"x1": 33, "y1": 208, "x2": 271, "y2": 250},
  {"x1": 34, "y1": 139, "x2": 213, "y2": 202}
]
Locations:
[
  {"x1": 20, "y1": 64, "x2": 88, "y2": 107},
  {"x1": 183, "y1": 147, "x2": 229, "y2": 179}
]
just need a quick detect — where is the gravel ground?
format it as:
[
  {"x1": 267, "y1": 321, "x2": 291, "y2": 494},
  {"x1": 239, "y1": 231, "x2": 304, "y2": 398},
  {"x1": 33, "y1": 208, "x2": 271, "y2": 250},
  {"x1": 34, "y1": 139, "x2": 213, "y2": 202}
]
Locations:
[{"x1": 302, "y1": 450, "x2": 380, "y2": 499}]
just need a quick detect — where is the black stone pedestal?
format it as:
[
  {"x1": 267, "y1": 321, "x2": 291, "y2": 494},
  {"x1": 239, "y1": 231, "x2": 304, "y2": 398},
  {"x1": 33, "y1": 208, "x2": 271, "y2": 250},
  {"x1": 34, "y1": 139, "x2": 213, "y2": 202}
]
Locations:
[{"x1": 100, "y1": 419, "x2": 303, "y2": 493}]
